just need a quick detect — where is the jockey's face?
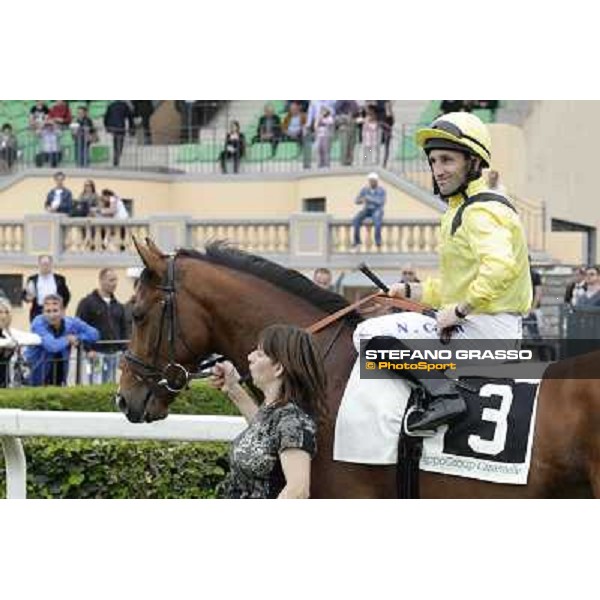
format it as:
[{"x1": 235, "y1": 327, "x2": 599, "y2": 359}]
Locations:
[{"x1": 428, "y1": 149, "x2": 470, "y2": 196}]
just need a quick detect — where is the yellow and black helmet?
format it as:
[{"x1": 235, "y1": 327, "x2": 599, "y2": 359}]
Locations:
[{"x1": 416, "y1": 112, "x2": 491, "y2": 167}]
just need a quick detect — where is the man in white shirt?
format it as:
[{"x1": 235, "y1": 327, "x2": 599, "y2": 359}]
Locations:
[{"x1": 23, "y1": 255, "x2": 71, "y2": 322}]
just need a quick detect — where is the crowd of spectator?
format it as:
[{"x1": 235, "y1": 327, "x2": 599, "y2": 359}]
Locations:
[
  {"x1": 0, "y1": 100, "x2": 503, "y2": 175},
  {"x1": 0, "y1": 259, "x2": 139, "y2": 387},
  {"x1": 219, "y1": 100, "x2": 395, "y2": 175},
  {"x1": 0, "y1": 100, "x2": 157, "y2": 173}
]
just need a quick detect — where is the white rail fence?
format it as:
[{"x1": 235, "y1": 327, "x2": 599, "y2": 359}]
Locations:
[{"x1": 0, "y1": 410, "x2": 246, "y2": 499}]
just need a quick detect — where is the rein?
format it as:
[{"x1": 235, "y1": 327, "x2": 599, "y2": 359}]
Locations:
[{"x1": 307, "y1": 292, "x2": 435, "y2": 335}]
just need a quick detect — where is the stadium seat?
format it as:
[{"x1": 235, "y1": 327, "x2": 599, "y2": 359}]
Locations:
[
  {"x1": 246, "y1": 142, "x2": 273, "y2": 162},
  {"x1": 197, "y1": 143, "x2": 221, "y2": 163},
  {"x1": 270, "y1": 100, "x2": 286, "y2": 114},
  {"x1": 176, "y1": 144, "x2": 199, "y2": 163},
  {"x1": 90, "y1": 145, "x2": 109, "y2": 163},
  {"x1": 274, "y1": 141, "x2": 300, "y2": 161}
]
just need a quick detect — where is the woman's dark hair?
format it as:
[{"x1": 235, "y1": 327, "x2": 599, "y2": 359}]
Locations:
[
  {"x1": 230, "y1": 120, "x2": 240, "y2": 132},
  {"x1": 258, "y1": 324, "x2": 328, "y2": 425},
  {"x1": 101, "y1": 188, "x2": 113, "y2": 197},
  {"x1": 84, "y1": 180, "x2": 96, "y2": 193}
]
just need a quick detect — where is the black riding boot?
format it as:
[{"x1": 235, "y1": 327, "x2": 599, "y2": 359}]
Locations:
[{"x1": 406, "y1": 378, "x2": 467, "y2": 432}]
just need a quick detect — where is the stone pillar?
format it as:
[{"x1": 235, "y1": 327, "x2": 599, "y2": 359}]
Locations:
[
  {"x1": 149, "y1": 215, "x2": 190, "y2": 253},
  {"x1": 288, "y1": 212, "x2": 331, "y2": 268},
  {"x1": 24, "y1": 214, "x2": 62, "y2": 262}
]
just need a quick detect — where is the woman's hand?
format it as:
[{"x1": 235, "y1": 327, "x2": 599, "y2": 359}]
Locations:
[{"x1": 208, "y1": 361, "x2": 241, "y2": 394}]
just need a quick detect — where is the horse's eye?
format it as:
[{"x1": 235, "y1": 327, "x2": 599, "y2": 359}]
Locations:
[{"x1": 132, "y1": 307, "x2": 145, "y2": 323}]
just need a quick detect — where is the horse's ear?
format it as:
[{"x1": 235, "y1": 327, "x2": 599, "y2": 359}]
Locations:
[
  {"x1": 133, "y1": 235, "x2": 164, "y2": 275},
  {"x1": 145, "y1": 237, "x2": 166, "y2": 258}
]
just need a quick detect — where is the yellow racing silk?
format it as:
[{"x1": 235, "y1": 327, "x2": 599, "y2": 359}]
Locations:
[{"x1": 422, "y1": 177, "x2": 533, "y2": 314}]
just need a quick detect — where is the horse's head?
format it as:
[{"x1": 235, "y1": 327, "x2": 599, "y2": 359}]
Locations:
[{"x1": 117, "y1": 237, "x2": 213, "y2": 423}]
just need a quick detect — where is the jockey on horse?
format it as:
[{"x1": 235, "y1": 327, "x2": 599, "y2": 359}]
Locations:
[{"x1": 354, "y1": 111, "x2": 533, "y2": 431}]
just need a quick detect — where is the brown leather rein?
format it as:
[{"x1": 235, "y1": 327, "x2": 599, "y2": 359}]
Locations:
[{"x1": 307, "y1": 292, "x2": 435, "y2": 335}]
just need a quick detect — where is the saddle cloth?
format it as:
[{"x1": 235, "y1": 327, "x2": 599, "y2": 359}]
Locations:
[{"x1": 333, "y1": 364, "x2": 540, "y2": 485}]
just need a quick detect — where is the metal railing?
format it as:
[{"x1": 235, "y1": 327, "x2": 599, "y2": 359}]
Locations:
[
  {"x1": 1, "y1": 123, "x2": 417, "y2": 174},
  {"x1": 0, "y1": 340, "x2": 129, "y2": 389}
]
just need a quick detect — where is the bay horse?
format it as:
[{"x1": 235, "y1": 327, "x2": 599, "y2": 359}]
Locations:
[{"x1": 117, "y1": 237, "x2": 600, "y2": 498}]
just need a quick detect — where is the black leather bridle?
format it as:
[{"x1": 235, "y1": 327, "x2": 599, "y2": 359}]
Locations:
[{"x1": 123, "y1": 254, "x2": 214, "y2": 394}]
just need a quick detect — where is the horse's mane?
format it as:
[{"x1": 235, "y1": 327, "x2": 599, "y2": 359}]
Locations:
[{"x1": 175, "y1": 242, "x2": 363, "y2": 327}]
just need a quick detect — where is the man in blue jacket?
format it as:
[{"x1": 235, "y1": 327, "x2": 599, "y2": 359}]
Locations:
[
  {"x1": 26, "y1": 294, "x2": 99, "y2": 386},
  {"x1": 352, "y1": 172, "x2": 386, "y2": 250}
]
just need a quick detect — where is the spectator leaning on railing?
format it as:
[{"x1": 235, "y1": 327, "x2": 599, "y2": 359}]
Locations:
[
  {"x1": 36, "y1": 119, "x2": 61, "y2": 168},
  {"x1": 26, "y1": 294, "x2": 99, "y2": 386},
  {"x1": 0, "y1": 298, "x2": 41, "y2": 388},
  {"x1": 76, "y1": 268, "x2": 128, "y2": 385},
  {"x1": 98, "y1": 189, "x2": 129, "y2": 251}
]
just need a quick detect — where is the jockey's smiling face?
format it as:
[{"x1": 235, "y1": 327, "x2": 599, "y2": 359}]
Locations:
[{"x1": 428, "y1": 149, "x2": 471, "y2": 197}]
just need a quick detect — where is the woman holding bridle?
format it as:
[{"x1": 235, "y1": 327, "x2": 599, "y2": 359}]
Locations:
[{"x1": 208, "y1": 324, "x2": 327, "y2": 499}]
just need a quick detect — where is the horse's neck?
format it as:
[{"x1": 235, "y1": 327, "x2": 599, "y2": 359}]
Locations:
[{"x1": 198, "y1": 276, "x2": 325, "y2": 366}]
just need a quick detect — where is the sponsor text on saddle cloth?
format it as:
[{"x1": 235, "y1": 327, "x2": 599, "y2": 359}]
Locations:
[{"x1": 333, "y1": 312, "x2": 541, "y2": 485}]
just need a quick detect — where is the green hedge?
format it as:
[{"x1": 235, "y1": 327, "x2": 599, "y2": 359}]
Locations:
[
  {"x1": 0, "y1": 382, "x2": 240, "y2": 499},
  {"x1": 0, "y1": 381, "x2": 240, "y2": 415}
]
